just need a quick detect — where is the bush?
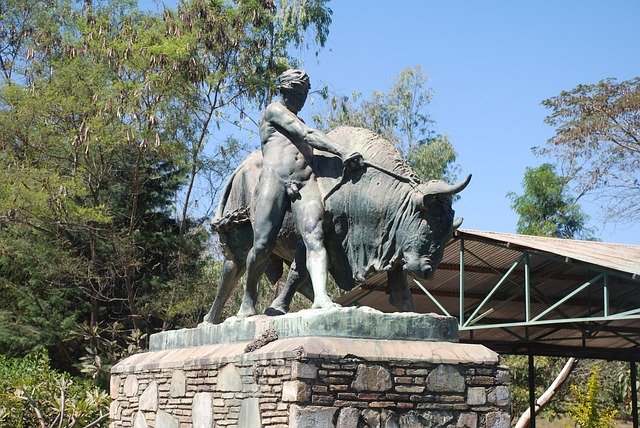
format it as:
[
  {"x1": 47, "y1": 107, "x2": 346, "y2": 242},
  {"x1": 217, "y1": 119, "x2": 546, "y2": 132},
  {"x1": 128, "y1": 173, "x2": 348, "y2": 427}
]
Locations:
[
  {"x1": 564, "y1": 364, "x2": 617, "y2": 428},
  {"x1": 0, "y1": 351, "x2": 109, "y2": 427}
]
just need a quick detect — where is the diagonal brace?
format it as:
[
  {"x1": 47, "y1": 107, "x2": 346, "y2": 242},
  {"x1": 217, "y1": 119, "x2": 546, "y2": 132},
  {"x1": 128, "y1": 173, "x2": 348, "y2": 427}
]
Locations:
[
  {"x1": 464, "y1": 254, "x2": 524, "y2": 327},
  {"x1": 413, "y1": 279, "x2": 452, "y2": 317},
  {"x1": 531, "y1": 273, "x2": 604, "y2": 322}
]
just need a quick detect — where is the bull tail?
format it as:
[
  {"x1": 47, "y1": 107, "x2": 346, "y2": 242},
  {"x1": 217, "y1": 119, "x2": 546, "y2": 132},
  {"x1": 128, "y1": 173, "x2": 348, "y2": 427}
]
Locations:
[
  {"x1": 214, "y1": 159, "x2": 247, "y2": 220},
  {"x1": 211, "y1": 159, "x2": 253, "y2": 233}
]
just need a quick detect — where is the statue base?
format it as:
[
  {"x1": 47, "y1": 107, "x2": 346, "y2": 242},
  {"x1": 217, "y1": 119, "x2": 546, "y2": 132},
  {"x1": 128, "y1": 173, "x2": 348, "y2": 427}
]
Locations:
[{"x1": 110, "y1": 307, "x2": 510, "y2": 427}]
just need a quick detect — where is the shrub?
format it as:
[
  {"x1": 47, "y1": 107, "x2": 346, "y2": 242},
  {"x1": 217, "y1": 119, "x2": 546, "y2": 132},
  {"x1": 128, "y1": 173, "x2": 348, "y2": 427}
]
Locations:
[{"x1": 0, "y1": 351, "x2": 109, "y2": 427}]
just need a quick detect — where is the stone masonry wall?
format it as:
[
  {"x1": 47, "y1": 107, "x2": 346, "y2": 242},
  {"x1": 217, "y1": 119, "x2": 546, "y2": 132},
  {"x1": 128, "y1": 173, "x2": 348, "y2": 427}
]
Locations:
[
  {"x1": 110, "y1": 338, "x2": 510, "y2": 428},
  {"x1": 284, "y1": 358, "x2": 510, "y2": 427}
]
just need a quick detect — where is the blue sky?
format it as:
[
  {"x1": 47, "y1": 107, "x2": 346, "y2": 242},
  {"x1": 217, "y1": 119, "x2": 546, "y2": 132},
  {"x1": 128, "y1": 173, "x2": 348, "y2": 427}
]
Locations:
[{"x1": 293, "y1": 1, "x2": 640, "y2": 244}]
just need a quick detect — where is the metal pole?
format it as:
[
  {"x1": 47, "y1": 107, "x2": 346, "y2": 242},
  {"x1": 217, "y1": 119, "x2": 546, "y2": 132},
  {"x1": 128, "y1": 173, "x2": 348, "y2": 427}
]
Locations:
[
  {"x1": 529, "y1": 352, "x2": 536, "y2": 428},
  {"x1": 459, "y1": 238, "x2": 465, "y2": 327},
  {"x1": 603, "y1": 272, "x2": 609, "y2": 317},
  {"x1": 632, "y1": 360, "x2": 638, "y2": 428},
  {"x1": 525, "y1": 251, "x2": 531, "y2": 322}
]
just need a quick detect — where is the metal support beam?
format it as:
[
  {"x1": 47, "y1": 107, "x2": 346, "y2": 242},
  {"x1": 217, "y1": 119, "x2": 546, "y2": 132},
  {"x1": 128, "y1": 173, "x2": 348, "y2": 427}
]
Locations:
[
  {"x1": 460, "y1": 314, "x2": 640, "y2": 331},
  {"x1": 529, "y1": 352, "x2": 536, "y2": 428},
  {"x1": 603, "y1": 273, "x2": 610, "y2": 317},
  {"x1": 465, "y1": 255, "x2": 523, "y2": 327},
  {"x1": 525, "y1": 251, "x2": 531, "y2": 322},
  {"x1": 459, "y1": 238, "x2": 465, "y2": 327},
  {"x1": 531, "y1": 273, "x2": 604, "y2": 322},
  {"x1": 632, "y1": 360, "x2": 638, "y2": 428},
  {"x1": 413, "y1": 279, "x2": 451, "y2": 317}
]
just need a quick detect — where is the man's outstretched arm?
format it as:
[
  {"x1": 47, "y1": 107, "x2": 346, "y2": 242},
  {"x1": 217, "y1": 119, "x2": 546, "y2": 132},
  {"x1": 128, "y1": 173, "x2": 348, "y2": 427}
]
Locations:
[{"x1": 266, "y1": 103, "x2": 345, "y2": 157}]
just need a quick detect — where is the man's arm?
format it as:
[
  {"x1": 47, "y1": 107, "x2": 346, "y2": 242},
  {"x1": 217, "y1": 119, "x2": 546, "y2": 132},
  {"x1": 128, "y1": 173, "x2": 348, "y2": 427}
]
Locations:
[{"x1": 266, "y1": 103, "x2": 343, "y2": 157}]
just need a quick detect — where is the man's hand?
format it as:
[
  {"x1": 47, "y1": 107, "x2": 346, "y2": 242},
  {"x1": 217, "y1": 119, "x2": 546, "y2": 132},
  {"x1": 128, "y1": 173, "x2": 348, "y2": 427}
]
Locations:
[{"x1": 343, "y1": 151, "x2": 365, "y2": 172}]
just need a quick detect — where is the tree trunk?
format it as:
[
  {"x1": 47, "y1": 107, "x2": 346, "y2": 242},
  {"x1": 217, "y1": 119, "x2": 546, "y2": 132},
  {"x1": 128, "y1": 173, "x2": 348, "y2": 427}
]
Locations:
[{"x1": 515, "y1": 357, "x2": 578, "y2": 428}]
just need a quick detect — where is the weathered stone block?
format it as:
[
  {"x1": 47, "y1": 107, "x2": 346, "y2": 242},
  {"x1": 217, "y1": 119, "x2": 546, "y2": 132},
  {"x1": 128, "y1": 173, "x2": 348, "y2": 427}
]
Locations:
[
  {"x1": 170, "y1": 370, "x2": 187, "y2": 398},
  {"x1": 282, "y1": 380, "x2": 311, "y2": 403},
  {"x1": 336, "y1": 407, "x2": 359, "y2": 428},
  {"x1": 289, "y1": 404, "x2": 338, "y2": 428},
  {"x1": 156, "y1": 410, "x2": 179, "y2": 428},
  {"x1": 124, "y1": 375, "x2": 139, "y2": 397},
  {"x1": 381, "y1": 409, "x2": 399, "y2": 428},
  {"x1": 291, "y1": 361, "x2": 318, "y2": 380},
  {"x1": 485, "y1": 411, "x2": 510, "y2": 428},
  {"x1": 352, "y1": 364, "x2": 392, "y2": 392},
  {"x1": 395, "y1": 385, "x2": 425, "y2": 394},
  {"x1": 133, "y1": 411, "x2": 148, "y2": 428},
  {"x1": 110, "y1": 375, "x2": 120, "y2": 399},
  {"x1": 238, "y1": 397, "x2": 262, "y2": 428},
  {"x1": 466, "y1": 387, "x2": 487, "y2": 405},
  {"x1": 426, "y1": 365, "x2": 465, "y2": 393},
  {"x1": 496, "y1": 367, "x2": 510, "y2": 384},
  {"x1": 399, "y1": 410, "x2": 454, "y2": 427},
  {"x1": 362, "y1": 409, "x2": 381, "y2": 428},
  {"x1": 488, "y1": 385, "x2": 510, "y2": 406},
  {"x1": 109, "y1": 400, "x2": 121, "y2": 420},
  {"x1": 192, "y1": 392, "x2": 214, "y2": 428},
  {"x1": 457, "y1": 412, "x2": 478, "y2": 428},
  {"x1": 218, "y1": 363, "x2": 242, "y2": 392},
  {"x1": 139, "y1": 381, "x2": 158, "y2": 411}
]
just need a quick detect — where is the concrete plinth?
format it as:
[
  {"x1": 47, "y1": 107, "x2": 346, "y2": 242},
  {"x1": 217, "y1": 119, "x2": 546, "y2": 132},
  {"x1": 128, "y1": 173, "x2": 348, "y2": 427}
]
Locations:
[{"x1": 110, "y1": 308, "x2": 510, "y2": 428}]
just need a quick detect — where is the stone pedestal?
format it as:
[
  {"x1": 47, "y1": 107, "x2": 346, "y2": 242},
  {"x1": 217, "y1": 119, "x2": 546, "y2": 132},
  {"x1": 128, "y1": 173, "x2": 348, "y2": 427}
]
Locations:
[{"x1": 110, "y1": 307, "x2": 510, "y2": 428}]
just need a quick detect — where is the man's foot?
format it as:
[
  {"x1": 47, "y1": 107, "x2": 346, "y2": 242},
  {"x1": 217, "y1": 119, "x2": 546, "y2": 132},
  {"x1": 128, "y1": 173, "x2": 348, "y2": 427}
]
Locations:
[{"x1": 311, "y1": 297, "x2": 341, "y2": 310}]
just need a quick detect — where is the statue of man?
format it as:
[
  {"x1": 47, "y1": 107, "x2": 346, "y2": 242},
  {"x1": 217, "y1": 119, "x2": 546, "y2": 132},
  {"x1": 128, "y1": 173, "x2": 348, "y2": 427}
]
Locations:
[{"x1": 237, "y1": 69, "x2": 362, "y2": 317}]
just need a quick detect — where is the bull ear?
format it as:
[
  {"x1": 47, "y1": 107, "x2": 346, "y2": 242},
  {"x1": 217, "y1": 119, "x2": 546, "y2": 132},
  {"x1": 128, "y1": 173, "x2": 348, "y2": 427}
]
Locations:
[
  {"x1": 423, "y1": 174, "x2": 472, "y2": 196},
  {"x1": 412, "y1": 192, "x2": 425, "y2": 210}
]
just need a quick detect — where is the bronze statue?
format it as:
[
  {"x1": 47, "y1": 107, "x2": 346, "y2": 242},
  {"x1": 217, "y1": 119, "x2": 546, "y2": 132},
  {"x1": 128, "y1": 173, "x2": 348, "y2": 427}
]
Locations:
[
  {"x1": 203, "y1": 123, "x2": 470, "y2": 323},
  {"x1": 236, "y1": 69, "x2": 363, "y2": 318}
]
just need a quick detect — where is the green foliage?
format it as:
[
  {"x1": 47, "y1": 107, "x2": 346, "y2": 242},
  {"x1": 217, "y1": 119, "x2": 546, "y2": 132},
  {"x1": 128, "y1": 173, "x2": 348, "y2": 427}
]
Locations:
[
  {"x1": 564, "y1": 364, "x2": 617, "y2": 428},
  {"x1": 503, "y1": 355, "x2": 572, "y2": 420},
  {"x1": 508, "y1": 163, "x2": 594, "y2": 239},
  {"x1": 0, "y1": 0, "x2": 333, "y2": 377},
  {"x1": 0, "y1": 351, "x2": 109, "y2": 427},
  {"x1": 617, "y1": 363, "x2": 640, "y2": 418},
  {"x1": 313, "y1": 65, "x2": 459, "y2": 182},
  {"x1": 537, "y1": 77, "x2": 640, "y2": 224},
  {"x1": 65, "y1": 322, "x2": 146, "y2": 388}
]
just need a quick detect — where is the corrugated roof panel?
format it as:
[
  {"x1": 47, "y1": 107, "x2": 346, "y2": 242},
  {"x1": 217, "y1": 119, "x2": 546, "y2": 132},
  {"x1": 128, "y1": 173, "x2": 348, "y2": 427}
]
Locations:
[{"x1": 459, "y1": 230, "x2": 640, "y2": 276}]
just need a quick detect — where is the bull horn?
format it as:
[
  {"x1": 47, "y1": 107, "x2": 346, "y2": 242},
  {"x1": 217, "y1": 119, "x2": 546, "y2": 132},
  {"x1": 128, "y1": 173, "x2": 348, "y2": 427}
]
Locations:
[
  {"x1": 423, "y1": 174, "x2": 472, "y2": 196},
  {"x1": 452, "y1": 217, "x2": 464, "y2": 230}
]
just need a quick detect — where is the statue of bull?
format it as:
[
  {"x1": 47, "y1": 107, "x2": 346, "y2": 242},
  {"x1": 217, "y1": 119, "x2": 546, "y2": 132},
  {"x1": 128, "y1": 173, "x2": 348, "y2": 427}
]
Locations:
[{"x1": 202, "y1": 126, "x2": 470, "y2": 324}]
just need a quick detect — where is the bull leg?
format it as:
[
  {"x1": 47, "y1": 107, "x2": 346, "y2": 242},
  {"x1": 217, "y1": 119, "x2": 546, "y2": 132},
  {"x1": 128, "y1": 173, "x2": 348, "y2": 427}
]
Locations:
[
  {"x1": 387, "y1": 265, "x2": 415, "y2": 312},
  {"x1": 265, "y1": 243, "x2": 311, "y2": 316},
  {"x1": 263, "y1": 255, "x2": 284, "y2": 286},
  {"x1": 202, "y1": 258, "x2": 246, "y2": 324}
]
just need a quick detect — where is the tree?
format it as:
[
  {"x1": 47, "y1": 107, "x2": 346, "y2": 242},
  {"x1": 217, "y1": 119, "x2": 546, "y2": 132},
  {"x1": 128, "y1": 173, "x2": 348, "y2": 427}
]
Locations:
[
  {"x1": 0, "y1": 0, "x2": 333, "y2": 375},
  {"x1": 537, "y1": 77, "x2": 640, "y2": 224},
  {"x1": 507, "y1": 163, "x2": 594, "y2": 426},
  {"x1": 508, "y1": 163, "x2": 594, "y2": 240},
  {"x1": 313, "y1": 66, "x2": 459, "y2": 182},
  {"x1": 564, "y1": 364, "x2": 617, "y2": 428}
]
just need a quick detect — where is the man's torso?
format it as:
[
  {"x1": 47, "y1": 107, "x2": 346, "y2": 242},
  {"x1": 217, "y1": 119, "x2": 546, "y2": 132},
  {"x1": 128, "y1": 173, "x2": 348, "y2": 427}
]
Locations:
[{"x1": 259, "y1": 103, "x2": 315, "y2": 183}]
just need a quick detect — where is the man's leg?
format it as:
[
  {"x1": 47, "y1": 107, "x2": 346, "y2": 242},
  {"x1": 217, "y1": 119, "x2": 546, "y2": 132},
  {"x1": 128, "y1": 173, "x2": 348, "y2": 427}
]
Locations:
[
  {"x1": 238, "y1": 170, "x2": 287, "y2": 317},
  {"x1": 292, "y1": 178, "x2": 337, "y2": 309},
  {"x1": 266, "y1": 243, "x2": 310, "y2": 315}
]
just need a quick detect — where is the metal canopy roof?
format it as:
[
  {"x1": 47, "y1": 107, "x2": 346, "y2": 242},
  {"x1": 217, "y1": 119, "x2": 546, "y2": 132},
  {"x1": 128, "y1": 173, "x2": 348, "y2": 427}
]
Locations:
[{"x1": 336, "y1": 229, "x2": 640, "y2": 361}]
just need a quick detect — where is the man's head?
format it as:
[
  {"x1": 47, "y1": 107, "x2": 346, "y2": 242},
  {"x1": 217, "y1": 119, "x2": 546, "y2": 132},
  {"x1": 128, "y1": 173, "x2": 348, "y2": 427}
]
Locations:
[{"x1": 276, "y1": 69, "x2": 310, "y2": 113}]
